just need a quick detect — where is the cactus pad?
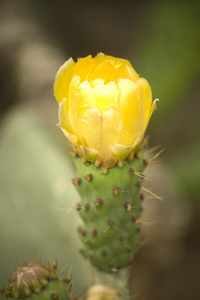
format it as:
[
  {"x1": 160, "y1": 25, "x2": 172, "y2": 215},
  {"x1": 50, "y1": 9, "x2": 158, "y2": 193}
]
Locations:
[{"x1": 73, "y1": 154, "x2": 146, "y2": 272}]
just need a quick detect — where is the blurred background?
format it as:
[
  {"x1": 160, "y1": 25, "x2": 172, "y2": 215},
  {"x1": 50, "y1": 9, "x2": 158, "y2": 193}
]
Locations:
[{"x1": 0, "y1": 0, "x2": 200, "y2": 299}]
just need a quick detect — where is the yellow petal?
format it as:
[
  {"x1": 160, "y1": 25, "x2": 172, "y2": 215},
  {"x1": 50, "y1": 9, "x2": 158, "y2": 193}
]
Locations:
[
  {"x1": 126, "y1": 65, "x2": 139, "y2": 82},
  {"x1": 86, "y1": 53, "x2": 139, "y2": 83},
  {"x1": 78, "y1": 105, "x2": 123, "y2": 160},
  {"x1": 100, "y1": 106, "x2": 123, "y2": 159},
  {"x1": 111, "y1": 144, "x2": 132, "y2": 160},
  {"x1": 80, "y1": 145, "x2": 98, "y2": 162},
  {"x1": 78, "y1": 105, "x2": 101, "y2": 151},
  {"x1": 68, "y1": 75, "x2": 81, "y2": 103},
  {"x1": 68, "y1": 80, "x2": 96, "y2": 142},
  {"x1": 92, "y1": 81, "x2": 118, "y2": 114},
  {"x1": 59, "y1": 127, "x2": 78, "y2": 146},
  {"x1": 151, "y1": 98, "x2": 159, "y2": 116},
  {"x1": 112, "y1": 135, "x2": 142, "y2": 160},
  {"x1": 58, "y1": 98, "x2": 73, "y2": 133},
  {"x1": 118, "y1": 124, "x2": 132, "y2": 145},
  {"x1": 54, "y1": 58, "x2": 75, "y2": 103},
  {"x1": 90, "y1": 79, "x2": 105, "y2": 88},
  {"x1": 72, "y1": 55, "x2": 94, "y2": 82},
  {"x1": 118, "y1": 79, "x2": 142, "y2": 145},
  {"x1": 136, "y1": 78, "x2": 152, "y2": 131}
]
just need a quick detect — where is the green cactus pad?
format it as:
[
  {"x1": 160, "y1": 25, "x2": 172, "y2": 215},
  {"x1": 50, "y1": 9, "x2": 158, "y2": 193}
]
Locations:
[
  {"x1": 73, "y1": 155, "x2": 146, "y2": 272},
  {"x1": 0, "y1": 260, "x2": 72, "y2": 300}
]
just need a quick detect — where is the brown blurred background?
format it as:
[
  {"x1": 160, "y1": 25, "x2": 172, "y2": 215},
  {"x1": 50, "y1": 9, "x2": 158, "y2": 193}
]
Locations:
[{"x1": 0, "y1": 0, "x2": 200, "y2": 299}]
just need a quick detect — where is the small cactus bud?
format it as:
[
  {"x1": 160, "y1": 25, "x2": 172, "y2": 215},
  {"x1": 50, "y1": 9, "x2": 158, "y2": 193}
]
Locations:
[
  {"x1": 86, "y1": 284, "x2": 121, "y2": 300},
  {"x1": 0, "y1": 260, "x2": 72, "y2": 300}
]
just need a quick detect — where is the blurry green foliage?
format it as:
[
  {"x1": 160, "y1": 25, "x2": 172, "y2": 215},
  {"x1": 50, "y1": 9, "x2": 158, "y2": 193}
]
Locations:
[
  {"x1": 0, "y1": 106, "x2": 88, "y2": 291},
  {"x1": 130, "y1": 0, "x2": 200, "y2": 126},
  {"x1": 168, "y1": 143, "x2": 200, "y2": 204},
  {"x1": 129, "y1": 0, "x2": 200, "y2": 204}
]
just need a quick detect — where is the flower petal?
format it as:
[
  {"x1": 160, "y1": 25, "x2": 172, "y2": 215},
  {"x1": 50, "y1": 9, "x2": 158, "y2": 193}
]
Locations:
[
  {"x1": 78, "y1": 105, "x2": 101, "y2": 151},
  {"x1": 87, "y1": 53, "x2": 139, "y2": 83},
  {"x1": 58, "y1": 98, "x2": 73, "y2": 133},
  {"x1": 118, "y1": 124, "x2": 132, "y2": 146},
  {"x1": 118, "y1": 79, "x2": 142, "y2": 145},
  {"x1": 100, "y1": 106, "x2": 123, "y2": 160},
  {"x1": 80, "y1": 145, "x2": 98, "y2": 162},
  {"x1": 111, "y1": 144, "x2": 132, "y2": 160},
  {"x1": 59, "y1": 127, "x2": 78, "y2": 146},
  {"x1": 90, "y1": 79, "x2": 105, "y2": 88},
  {"x1": 72, "y1": 55, "x2": 94, "y2": 82},
  {"x1": 136, "y1": 78, "x2": 152, "y2": 131},
  {"x1": 92, "y1": 81, "x2": 118, "y2": 114},
  {"x1": 68, "y1": 80, "x2": 96, "y2": 143},
  {"x1": 68, "y1": 75, "x2": 81, "y2": 103},
  {"x1": 151, "y1": 98, "x2": 158, "y2": 116},
  {"x1": 78, "y1": 105, "x2": 123, "y2": 161},
  {"x1": 54, "y1": 58, "x2": 75, "y2": 103},
  {"x1": 112, "y1": 135, "x2": 142, "y2": 160}
]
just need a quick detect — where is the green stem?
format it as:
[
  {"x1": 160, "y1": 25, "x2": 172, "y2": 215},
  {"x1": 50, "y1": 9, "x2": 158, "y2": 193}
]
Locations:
[{"x1": 94, "y1": 268, "x2": 132, "y2": 300}]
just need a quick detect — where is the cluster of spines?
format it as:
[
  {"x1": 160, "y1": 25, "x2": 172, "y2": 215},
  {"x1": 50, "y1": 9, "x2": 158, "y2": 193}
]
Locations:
[
  {"x1": 72, "y1": 153, "x2": 146, "y2": 272},
  {"x1": 0, "y1": 258, "x2": 72, "y2": 300}
]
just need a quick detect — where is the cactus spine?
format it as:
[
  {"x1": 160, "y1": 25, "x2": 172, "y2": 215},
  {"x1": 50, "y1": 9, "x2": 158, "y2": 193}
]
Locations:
[
  {"x1": 73, "y1": 149, "x2": 146, "y2": 273},
  {"x1": 0, "y1": 259, "x2": 72, "y2": 300}
]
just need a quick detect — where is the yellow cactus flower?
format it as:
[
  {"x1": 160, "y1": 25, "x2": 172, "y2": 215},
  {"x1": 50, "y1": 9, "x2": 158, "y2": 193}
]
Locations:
[{"x1": 54, "y1": 53, "x2": 157, "y2": 166}]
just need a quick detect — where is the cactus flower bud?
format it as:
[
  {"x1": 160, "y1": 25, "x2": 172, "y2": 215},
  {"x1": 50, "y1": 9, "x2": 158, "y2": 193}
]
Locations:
[
  {"x1": 54, "y1": 53, "x2": 157, "y2": 166},
  {"x1": 54, "y1": 53, "x2": 157, "y2": 272},
  {"x1": 86, "y1": 284, "x2": 121, "y2": 300},
  {"x1": 0, "y1": 259, "x2": 72, "y2": 300}
]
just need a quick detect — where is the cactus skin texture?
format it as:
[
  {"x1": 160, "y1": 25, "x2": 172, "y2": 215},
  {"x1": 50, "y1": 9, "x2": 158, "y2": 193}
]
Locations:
[
  {"x1": 0, "y1": 259, "x2": 72, "y2": 300},
  {"x1": 73, "y1": 153, "x2": 146, "y2": 273}
]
